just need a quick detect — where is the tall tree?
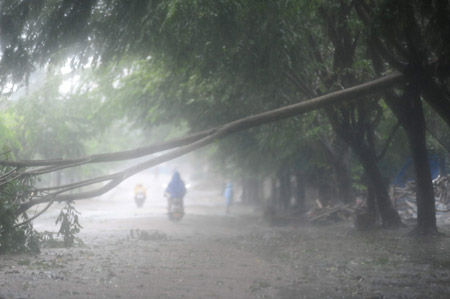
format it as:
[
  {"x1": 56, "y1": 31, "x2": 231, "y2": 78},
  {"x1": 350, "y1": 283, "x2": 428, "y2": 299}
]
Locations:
[
  {"x1": 316, "y1": 1, "x2": 402, "y2": 227},
  {"x1": 353, "y1": 0, "x2": 450, "y2": 234},
  {"x1": 2, "y1": 0, "x2": 445, "y2": 234}
]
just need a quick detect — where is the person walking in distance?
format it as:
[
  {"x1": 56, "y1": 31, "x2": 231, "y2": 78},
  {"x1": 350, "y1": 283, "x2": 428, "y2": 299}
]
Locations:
[{"x1": 224, "y1": 182, "x2": 233, "y2": 214}]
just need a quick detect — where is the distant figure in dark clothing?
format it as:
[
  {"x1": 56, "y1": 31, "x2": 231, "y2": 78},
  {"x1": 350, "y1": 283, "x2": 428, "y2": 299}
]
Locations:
[{"x1": 164, "y1": 171, "x2": 187, "y2": 208}]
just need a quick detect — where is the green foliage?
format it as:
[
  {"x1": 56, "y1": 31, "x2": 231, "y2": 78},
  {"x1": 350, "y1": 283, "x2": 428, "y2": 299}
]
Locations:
[
  {"x1": 0, "y1": 109, "x2": 21, "y2": 154},
  {"x1": 3, "y1": 69, "x2": 146, "y2": 179},
  {"x1": 1, "y1": 0, "x2": 340, "y2": 183},
  {"x1": 74, "y1": 0, "x2": 325, "y2": 179},
  {"x1": 55, "y1": 201, "x2": 83, "y2": 248},
  {"x1": 0, "y1": 212, "x2": 40, "y2": 254},
  {"x1": 0, "y1": 162, "x2": 40, "y2": 254},
  {"x1": 0, "y1": 201, "x2": 27, "y2": 253},
  {"x1": 9, "y1": 73, "x2": 100, "y2": 160},
  {"x1": 0, "y1": 0, "x2": 96, "y2": 85},
  {"x1": 44, "y1": 0, "x2": 348, "y2": 183}
]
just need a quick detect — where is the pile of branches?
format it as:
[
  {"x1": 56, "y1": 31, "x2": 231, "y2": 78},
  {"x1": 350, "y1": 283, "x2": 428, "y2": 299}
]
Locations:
[
  {"x1": 434, "y1": 175, "x2": 450, "y2": 205},
  {"x1": 306, "y1": 201, "x2": 356, "y2": 224},
  {"x1": 394, "y1": 175, "x2": 450, "y2": 221}
]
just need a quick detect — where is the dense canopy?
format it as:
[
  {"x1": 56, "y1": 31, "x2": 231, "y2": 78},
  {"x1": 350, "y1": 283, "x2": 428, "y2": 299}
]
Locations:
[{"x1": 0, "y1": 0, "x2": 450, "y2": 243}]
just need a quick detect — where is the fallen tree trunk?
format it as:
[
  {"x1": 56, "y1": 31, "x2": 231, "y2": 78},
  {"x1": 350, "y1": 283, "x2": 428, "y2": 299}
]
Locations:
[{"x1": 6, "y1": 71, "x2": 403, "y2": 214}]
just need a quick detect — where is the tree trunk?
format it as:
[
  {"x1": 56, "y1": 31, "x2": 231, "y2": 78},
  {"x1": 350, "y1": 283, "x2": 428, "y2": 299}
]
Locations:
[
  {"x1": 352, "y1": 143, "x2": 402, "y2": 228},
  {"x1": 366, "y1": 183, "x2": 378, "y2": 221},
  {"x1": 333, "y1": 148, "x2": 354, "y2": 204},
  {"x1": 317, "y1": 171, "x2": 333, "y2": 207},
  {"x1": 408, "y1": 124, "x2": 437, "y2": 234},
  {"x1": 386, "y1": 83, "x2": 437, "y2": 234},
  {"x1": 355, "y1": 180, "x2": 379, "y2": 230},
  {"x1": 403, "y1": 102, "x2": 437, "y2": 234},
  {"x1": 242, "y1": 177, "x2": 260, "y2": 204},
  {"x1": 271, "y1": 177, "x2": 279, "y2": 207},
  {"x1": 293, "y1": 169, "x2": 306, "y2": 212},
  {"x1": 263, "y1": 177, "x2": 277, "y2": 222},
  {"x1": 278, "y1": 168, "x2": 291, "y2": 210},
  {"x1": 326, "y1": 113, "x2": 402, "y2": 227},
  {"x1": 320, "y1": 137, "x2": 355, "y2": 204}
]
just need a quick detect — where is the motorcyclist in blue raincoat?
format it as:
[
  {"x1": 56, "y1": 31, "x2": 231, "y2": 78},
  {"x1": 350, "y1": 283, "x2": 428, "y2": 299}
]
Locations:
[{"x1": 164, "y1": 172, "x2": 187, "y2": 209}]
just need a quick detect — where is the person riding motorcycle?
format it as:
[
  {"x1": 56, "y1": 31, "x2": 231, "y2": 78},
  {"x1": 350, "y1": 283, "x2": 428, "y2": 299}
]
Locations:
[
  {"x1": 164, "y1": 172, "x2": 186, "y2": 220},
  {"x1": 134, "y1": 183, "x2": 147, "y2": 208}
]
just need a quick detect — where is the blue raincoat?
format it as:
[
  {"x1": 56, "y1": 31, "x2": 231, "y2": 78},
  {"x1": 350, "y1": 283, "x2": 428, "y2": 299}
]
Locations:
[
  {"x1": 165, "y1": 172, "x2": 186, "y2": 198},
  {"x1": 224, "y1": 182, "x2": 233, "y2": 205}
]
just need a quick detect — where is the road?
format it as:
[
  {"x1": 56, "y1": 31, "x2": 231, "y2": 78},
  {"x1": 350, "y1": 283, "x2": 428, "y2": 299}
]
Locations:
[{"x1": 2, "y1": 176, "x2": 450, "y2": 298}]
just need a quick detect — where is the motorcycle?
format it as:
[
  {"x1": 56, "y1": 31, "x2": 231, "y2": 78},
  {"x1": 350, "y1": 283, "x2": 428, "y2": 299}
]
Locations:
[
  {"x1": 134, "y1": 192, "x2": 146, "y2": 208},
  {"x1": 166, "y1": 194, "x2": 184, "y2": 221}
]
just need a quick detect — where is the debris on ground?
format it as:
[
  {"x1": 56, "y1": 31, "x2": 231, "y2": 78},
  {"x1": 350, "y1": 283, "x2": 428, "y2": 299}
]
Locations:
[
  {"x1": 393, "y1": 175, "x2": 450, "y2": 222},
  {"x1": 306, "y1": 202, "x2": 356, "y2": 224},
  {"x1": 128, "y1": 229, "x2": 168, "y2": 241},
  {"x1": 306, "y1": 175, "x2": 450, "y2": 225}
]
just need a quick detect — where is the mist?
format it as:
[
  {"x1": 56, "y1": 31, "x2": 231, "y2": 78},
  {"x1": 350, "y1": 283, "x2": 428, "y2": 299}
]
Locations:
[{"x1": 1, "y1": 1, "x2": 450, "y2": 298}]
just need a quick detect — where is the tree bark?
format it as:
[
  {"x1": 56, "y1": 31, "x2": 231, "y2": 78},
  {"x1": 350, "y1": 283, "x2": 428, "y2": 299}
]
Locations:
[
  {"x1": 263, "y1": 177, "x2": 277, "y2": 222},
  {"x1": 293, "y1": 169, "x2": 306, "y2": 212},
  {"x1": 333, "y1": 146, "x2": 354, "y2": 204},
  {"x1": 409, "y1": 122, "x2": 437, "y2": 233},
  {"x1": 278, "y1": 167, "x2": 291, "y2": 210},
  {"x1": 325, "y1": 104, "x2": 402, "y2": 228},
  {"x1": 319, "y1": 136, "x2": 355, "y2": 204},
  {"x1": 386, "y1": 84, "x2": 437, "y2": 234},
  {"x1": 355, "y1": 180, "x2": 379, "y2": 230},
  {"x1": 352, "y1": 143, "x2": 402, "y2": 228}
]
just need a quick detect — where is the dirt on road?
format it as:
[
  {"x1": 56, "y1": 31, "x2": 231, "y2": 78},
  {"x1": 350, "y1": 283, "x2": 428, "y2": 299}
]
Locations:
[{"x1": 2, "y1": 196, "x2": 450, "y2": 299}]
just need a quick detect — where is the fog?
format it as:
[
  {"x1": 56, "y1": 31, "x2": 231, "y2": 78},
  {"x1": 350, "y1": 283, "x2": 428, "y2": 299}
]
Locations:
[
  {"x1": 2, "y1": 61, "x2": 450, "y2": 299},
  {"x1": 33, "y1": 157, "x2": 228, "y2": 227},
  {"x1": 1, "y1": 2, "x2": 450, "y2": 298},
  {"x1": 3, "y1": 81, "x2": 450, "y2": 298}
]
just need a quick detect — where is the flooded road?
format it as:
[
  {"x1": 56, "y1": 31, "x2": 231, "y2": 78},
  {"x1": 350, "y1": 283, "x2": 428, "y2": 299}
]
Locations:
[{"x1": 2, "y1": 177, "x2": 450, "y2": 298}]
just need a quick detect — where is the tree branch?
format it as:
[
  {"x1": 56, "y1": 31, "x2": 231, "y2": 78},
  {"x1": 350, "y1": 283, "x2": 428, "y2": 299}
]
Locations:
[
  {"x1": 353, "y1": 0, "x2": 407, "y2": 71},
  {"x1": 284, "y1": 71, "x2": 315, "y2": 98},
  {"x1": 16, "y1": 72, "x2": 404, "y2": 213},
  {"x1": 0, "y1": 167, "x2": 21, "y2": 184},
  {"x1": 0, "y1": 129, "x2": 215, "y2": 168},
  {"x1": 14, "y1": 201, "x2": 55, "y2": 229},
  {"x1": 33, "y1": 173, "x2": 118, "y2": 193}
]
